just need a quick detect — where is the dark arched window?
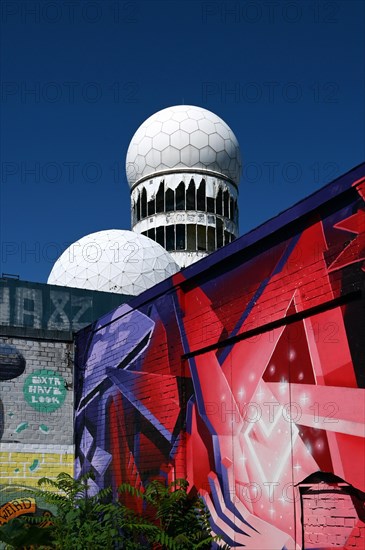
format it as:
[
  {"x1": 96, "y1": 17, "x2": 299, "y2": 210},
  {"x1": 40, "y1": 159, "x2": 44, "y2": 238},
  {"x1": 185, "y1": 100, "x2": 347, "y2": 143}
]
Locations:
[
  {"x1": 186, "y1": 179, "x2": 196, "y2": 210},
  {"x1": 197, "y1": 225, "x2": 206, "y2": 251},
  {"x1": 166, "y1": 188, "x2": 174, "y2": 212},
  {"x1": 223, "y1": 190, "x2": 229, "y2": 218},
  {"x1": 207, "y1": 226, "x2": 215, "y2": 251},
  {"x1": 216, "y1": 218, "x2": 223, "y2": 248},
  {"x1": 147, "y1": 196, "x2": 155, "y2": 216},
  {"x1": 156, "y1": 226, "x2": 165, "y2": 248},
  {"x1": 176, "y1": 182, "x2": 185, "y2": 210},
  {"x1": 207, "y1": 189, "x2": 214, "y2": 213},
  {"x1": 141, "y1": 188, "x2": 147, "y2": 219},
  {"x1": 147, "y1": 228, "x2": 156, "y2": 241},
  {"x1": 176, "y1": 224, "x2": 185, "y2": 250},
  {"x1": 166, "y1": 225, "x2": 175, "y2": 250},
  {"x1": 136, "y1": 193, "x2": 141, "y2": 222},
  {"x1": 197, "y1": 179, "x2": 206, "y2": 211},
  {"x1": 216, "y1": 188, "x2": 223, "y2": 215},
  {"x1": 187, "y1": 224, "x2": 196, "y2": 250},
  {"x1": 229, "y1": 197, "x2": 235, "y2": 221},
  {"x1": 156, "y1": 182, "x2": 164, "y2": 213}
]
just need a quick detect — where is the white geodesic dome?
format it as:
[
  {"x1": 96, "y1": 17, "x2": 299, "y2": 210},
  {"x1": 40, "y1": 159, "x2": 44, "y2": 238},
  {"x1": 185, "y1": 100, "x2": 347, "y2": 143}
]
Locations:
[
  {"x1": 126, "y1": 105, "x2": 241, "y2": 187},
  {"x1": 47, "y1": 230, "x2": 180, "y2": 296}
]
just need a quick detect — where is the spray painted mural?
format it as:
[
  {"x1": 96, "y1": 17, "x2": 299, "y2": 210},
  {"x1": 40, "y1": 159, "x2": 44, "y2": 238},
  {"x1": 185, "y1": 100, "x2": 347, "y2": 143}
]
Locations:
[
  {"x1": 0, "y1": 337, "x2": 74, "y2": 525},
  {"x1": 75, "y1": 175, "x2": 365, "y2": 549},
  {"x1": 0, "y1": 280, "x2": 127, "y2": 523}
]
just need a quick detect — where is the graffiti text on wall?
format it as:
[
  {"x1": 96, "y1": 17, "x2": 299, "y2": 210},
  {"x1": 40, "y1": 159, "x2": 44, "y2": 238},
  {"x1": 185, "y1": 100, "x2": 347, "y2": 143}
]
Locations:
[{"x1": 23, "y1": 370, "x2": 67, "y2": 412}]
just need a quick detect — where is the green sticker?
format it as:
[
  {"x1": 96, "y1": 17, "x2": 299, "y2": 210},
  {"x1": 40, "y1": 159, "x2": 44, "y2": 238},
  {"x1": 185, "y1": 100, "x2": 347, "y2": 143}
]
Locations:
[
  {"x1": 29, "y1": 459, "x2": 39, "y2": 472},
  {"x1": 39, "y1": 424, "x2": 49, "y2": 433},
  {"x1": 15, "y1": 422, "x2": 28, "y2": 433},
  {"x1": 23, "y1": 370, "x2": 67, "y2": 413}
]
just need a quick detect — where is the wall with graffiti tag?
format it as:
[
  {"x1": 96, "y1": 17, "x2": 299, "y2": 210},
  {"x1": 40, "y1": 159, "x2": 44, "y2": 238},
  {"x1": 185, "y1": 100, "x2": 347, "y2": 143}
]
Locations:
[
  {"x1": 75, "y1": 166, "x2": 365, "y2": 549},
  {"x1": 0, "y1": 281, "x2": 129, "y2": 522}
]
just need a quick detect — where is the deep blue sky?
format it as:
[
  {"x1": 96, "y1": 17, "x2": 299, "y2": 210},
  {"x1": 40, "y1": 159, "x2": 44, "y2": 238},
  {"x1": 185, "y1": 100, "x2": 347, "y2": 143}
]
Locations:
[{"x1": 1, "y1": 0, "x2": 364, "y2": 282}]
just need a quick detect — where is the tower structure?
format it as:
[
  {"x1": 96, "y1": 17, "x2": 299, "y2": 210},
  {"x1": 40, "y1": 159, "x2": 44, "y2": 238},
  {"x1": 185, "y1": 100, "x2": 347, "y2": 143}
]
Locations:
[{"x1": 126, "y1": 105, "x2": 242, "y2": 268}]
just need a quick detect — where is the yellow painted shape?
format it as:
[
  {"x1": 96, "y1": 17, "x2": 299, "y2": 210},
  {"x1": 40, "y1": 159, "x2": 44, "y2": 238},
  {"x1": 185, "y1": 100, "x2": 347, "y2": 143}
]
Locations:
[{"x1": 0, "y1": 452, "x2": 73, "y2": 486}]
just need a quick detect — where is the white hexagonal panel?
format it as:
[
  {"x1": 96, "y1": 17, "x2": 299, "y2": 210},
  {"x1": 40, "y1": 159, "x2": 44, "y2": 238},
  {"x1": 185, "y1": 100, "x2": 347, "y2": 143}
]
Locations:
[
  {"x1": 161, "y1": 146, "x2": 180, "y2": 167},
  {"x1": 187, "y1": 108, "x2": 205, "y2": 120},
  {"x1": 216, "y1": 150, "x2": 231, "y2": 171},
  {"x1": 180, "y1": 118, "x2": 199, "y2": 133},
  {"x1": 134, "y1": 155, "x2": 146, "y2": 174},
  {"x1": 145, "y1": 149, "x2": 161, "y2": 167},
  {"x1": 138, "y1": 136, "x2": 152, "y2": 156},
  {"x1": 162, "y1": 120, "x2": 179, "y2": 134},
  {"x1": 180, "y1": 145, "x2": 200, "y2": 165},
  {"x1": 198, "y1": 118, "x2": 216, "y2": 134},
  {"x1": 215, "y1": 122, "x2": 231, "y2": 140},
  {"x1": 144, "y1": 121, "x2": 162, "y2": 138},
  {"x1": 170, "y1": 130, "x2": 189, "y2": 149},
  {"x1": 190, "y1": 130, "x2": 209, "y2": 149},
  {"x1": 209, "y1": 133, "x2": 225, "y2": 152},
  {"x1": 126, "y1": 105, "x2": 241, "y2": 186},
  {"x1": 199, "y1": 146, "x2": 217, "y2": 165},
  {"x1": 48, "y1": 230, "x2": 180, "y2": 296},
  {"x1": 152, "y1": 132, "x2": 170, "y2": 151}
]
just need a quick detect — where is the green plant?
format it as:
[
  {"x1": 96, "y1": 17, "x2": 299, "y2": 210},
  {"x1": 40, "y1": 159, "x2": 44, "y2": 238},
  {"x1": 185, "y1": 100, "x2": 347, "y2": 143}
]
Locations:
[
  {"x1": 119, "y1": 478, "x2": 230, "y2": 549},
  {"x1": 0, "y1": 474, "x2": 230, "y2": 550},
  {"x1": 0, "y1": 473, "x2": 156, "y2": 550}
]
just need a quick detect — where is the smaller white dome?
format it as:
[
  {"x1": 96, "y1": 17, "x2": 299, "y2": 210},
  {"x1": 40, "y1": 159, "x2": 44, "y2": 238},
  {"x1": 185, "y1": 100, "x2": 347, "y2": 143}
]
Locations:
[{"x1": 48, "y1": 230, "x2": 180, "y2": 296}]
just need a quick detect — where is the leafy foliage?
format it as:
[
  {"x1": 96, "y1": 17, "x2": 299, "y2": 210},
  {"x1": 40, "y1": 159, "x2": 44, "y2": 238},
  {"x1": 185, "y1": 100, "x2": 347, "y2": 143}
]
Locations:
[
  {"x1": 0, "y1": 473, "x2": 230, "y2": 550},
  {"x1": 120, "y1": 478, "x2": 228, "y2": 549}
]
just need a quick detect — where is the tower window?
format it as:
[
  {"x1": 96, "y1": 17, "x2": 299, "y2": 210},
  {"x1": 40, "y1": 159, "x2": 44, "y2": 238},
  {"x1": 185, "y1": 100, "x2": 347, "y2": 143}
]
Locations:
[
  {"x1": 187, "y1": 224, "x2": 196, "y2": 250},
  {"x1": 166, "y1": 225, "x2": 175, "y2": 250},
  {"x1": 176, "y1": 182, "x2": 185, "y2": 210},
  {"x1": 166, "y1": 188, "x2": 174, "y2": 212},
  {"x1": 223, "y1": 190, "x2": 229, "y2": 218},
  {"x1": 141, "y1": 188, "x2": 147, "y2": 218},
  {"x1": 136, "y1": 193, "x2": 141, "y2": 222},
  {"x1": 207, "y1": 226, "x2": 215, "y2": 252},
  {"x1": 147, "y1": 197, "x2": 155, "y2": 216},
  {"x1": 186, "y1": 179, "x2": 196, "y2": 210},
  {"x1": 216, "y1": 188, "x2": 223, "y2": 215},
  {"x1": 197, "y1": 179, "x2": 206, "y2": 211},
  {"x1": 176, "y1": 224, "x2": 185, "y2": 250},
  {"x1": 197, "y1": 225, "x2": 206, "y2": 251},
  {"x1": 216, "y1": 218, "x2": 223, "y2": 248},
  {"x1": 207, "y1": 196, "x2": 214, "y2": 213},
  {"x1": 156, "y1": 182, "x2": 164, "y2": 213},
  {"x1": 156, "y1": 226, "x2": 165, "y2": 248},
  {"x1": 229, "y1": 197, "x2": 235, "y2": 221},
  {"x1": 147, "y1": 228, "x2": 156, "y2": 241}
]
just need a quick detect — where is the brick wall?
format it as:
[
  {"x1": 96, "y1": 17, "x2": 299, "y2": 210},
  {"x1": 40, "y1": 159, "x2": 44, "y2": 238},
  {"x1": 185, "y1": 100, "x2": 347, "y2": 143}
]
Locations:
[
  {"x1": 0, "y1": 336, "x2": 74, "y2": 490},
  {"x1": 302, "y1": 485, "x2": 365, "y2": 549}
]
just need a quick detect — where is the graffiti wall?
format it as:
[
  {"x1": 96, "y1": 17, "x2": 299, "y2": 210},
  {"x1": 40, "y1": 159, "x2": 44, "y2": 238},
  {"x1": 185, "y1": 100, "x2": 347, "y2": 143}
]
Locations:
[
  {"x1": 0, "y1": 336, "x2": 74, "y2": 523},
  {"x1": 75, "y1": 173, "x2": 365, "y2": 549},
  {"x1": 0, "y1": 278, "x2": 129, "y2": 334},
  {"x1": 0, "y1": 280, "x2": 128, "y2": 523}
]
